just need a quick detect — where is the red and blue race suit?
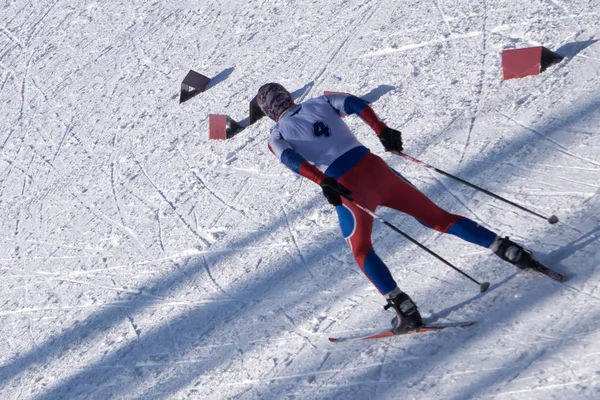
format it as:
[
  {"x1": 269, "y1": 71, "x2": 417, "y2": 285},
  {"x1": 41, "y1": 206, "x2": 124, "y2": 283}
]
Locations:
[{"x1": 268, "y1": 94, "x2": 496, "y2": 295}]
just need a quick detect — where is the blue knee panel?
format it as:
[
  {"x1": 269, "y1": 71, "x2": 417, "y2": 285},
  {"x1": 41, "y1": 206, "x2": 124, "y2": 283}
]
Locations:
[
  {"x1": 447, "y1": 219, "x2": 496, "y2": 247},
  {"x1": 363, "y1": 250, "x2": 397, "y2": 294},
  {"x1": 336, "y1": 205, "x2": 356, "y2": 238},
  {"x1": 337, "y1": 205, "x2": 397, "y2": 294}
]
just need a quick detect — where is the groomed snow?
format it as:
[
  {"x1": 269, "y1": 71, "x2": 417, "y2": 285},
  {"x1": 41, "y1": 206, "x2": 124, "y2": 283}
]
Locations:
[{"x1": 1, "y1": 0, "x2": 599, "y2": 399}]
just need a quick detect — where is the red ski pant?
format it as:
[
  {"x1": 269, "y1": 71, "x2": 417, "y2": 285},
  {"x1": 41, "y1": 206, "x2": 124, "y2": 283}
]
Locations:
[{"x1": 336, "y1": 152, "x2": 478, "y2": 294}]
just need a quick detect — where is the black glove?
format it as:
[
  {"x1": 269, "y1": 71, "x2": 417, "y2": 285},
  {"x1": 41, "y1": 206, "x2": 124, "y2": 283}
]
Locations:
[
  {"x1": 379, "y1": 127, "x2": 403, "y2": 153},
  {"x1": 320, "y1": 177, "x2": 352, "y2": 206}
]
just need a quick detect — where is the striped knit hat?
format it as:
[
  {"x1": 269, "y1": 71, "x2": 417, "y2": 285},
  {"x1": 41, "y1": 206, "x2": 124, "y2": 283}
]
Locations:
[{"x1": 256, "y1": 83, "x2": 294, "y2": 121}]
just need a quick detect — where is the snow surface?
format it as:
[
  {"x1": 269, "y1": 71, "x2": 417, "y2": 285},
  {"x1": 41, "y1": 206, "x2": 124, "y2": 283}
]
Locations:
[{"x1": 1, "y1": 0, "x2": 600, "y2": 399}]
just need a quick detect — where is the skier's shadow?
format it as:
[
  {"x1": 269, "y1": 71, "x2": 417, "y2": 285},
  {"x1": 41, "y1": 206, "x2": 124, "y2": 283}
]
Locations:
[
  {"x1": 426, "y1": 272, "x2": 518, "y2": 322},
  {"x1": 530, "y1": 224, "x2": 600, "y2": 281},
  {"x1": 545, "y1": 225, "x2": 600, "y2": 263}
]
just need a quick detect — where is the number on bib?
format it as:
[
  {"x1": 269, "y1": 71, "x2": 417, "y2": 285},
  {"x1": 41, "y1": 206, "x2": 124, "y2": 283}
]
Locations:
[{"x1": 313, "y1": 121, "x2": 331, "y2": 138}]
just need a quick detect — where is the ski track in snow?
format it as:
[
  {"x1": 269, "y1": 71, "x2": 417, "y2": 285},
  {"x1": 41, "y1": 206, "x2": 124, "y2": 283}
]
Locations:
[{"x1": 1, "y1": 0, "x2": 600, "y2": 399}]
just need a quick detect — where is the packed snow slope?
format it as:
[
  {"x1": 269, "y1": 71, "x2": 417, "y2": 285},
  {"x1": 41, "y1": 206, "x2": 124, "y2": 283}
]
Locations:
[{"x1": 1, "y1": 0, "x2": 600, "y2": 399}]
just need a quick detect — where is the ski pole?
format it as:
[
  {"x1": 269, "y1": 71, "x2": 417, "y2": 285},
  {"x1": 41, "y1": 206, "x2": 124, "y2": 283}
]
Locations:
[
  {"x1": 343, "y1": 194, "x2": 490, "y2": 293},
  {"x1": 394, "y1": 151, "x2": 559, "y2": 225}
]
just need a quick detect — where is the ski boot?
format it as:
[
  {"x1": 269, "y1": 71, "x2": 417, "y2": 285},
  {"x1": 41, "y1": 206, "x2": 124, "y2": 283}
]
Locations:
[
  {"x1": 385, "y1": 291, "x2": 423, "y2": 334},
  {"x1": 490, "y1": 236, "x2": 536, "y2": 269}
]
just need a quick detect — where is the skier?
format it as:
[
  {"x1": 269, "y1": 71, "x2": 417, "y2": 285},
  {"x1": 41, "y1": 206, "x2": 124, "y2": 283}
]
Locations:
[{"x1": 256, "y1": 83, "x2": 537, "y2": 333}]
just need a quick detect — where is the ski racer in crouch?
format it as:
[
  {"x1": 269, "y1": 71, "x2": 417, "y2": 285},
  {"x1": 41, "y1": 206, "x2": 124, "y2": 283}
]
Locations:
[{"x1": 256, "y1": 82, "x2": 539, "y2": 334}]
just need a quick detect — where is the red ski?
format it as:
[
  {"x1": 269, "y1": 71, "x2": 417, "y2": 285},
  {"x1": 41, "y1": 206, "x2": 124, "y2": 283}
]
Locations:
[{"x1": 328, "y1": 321, "x2": 476, "y2": 343}]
